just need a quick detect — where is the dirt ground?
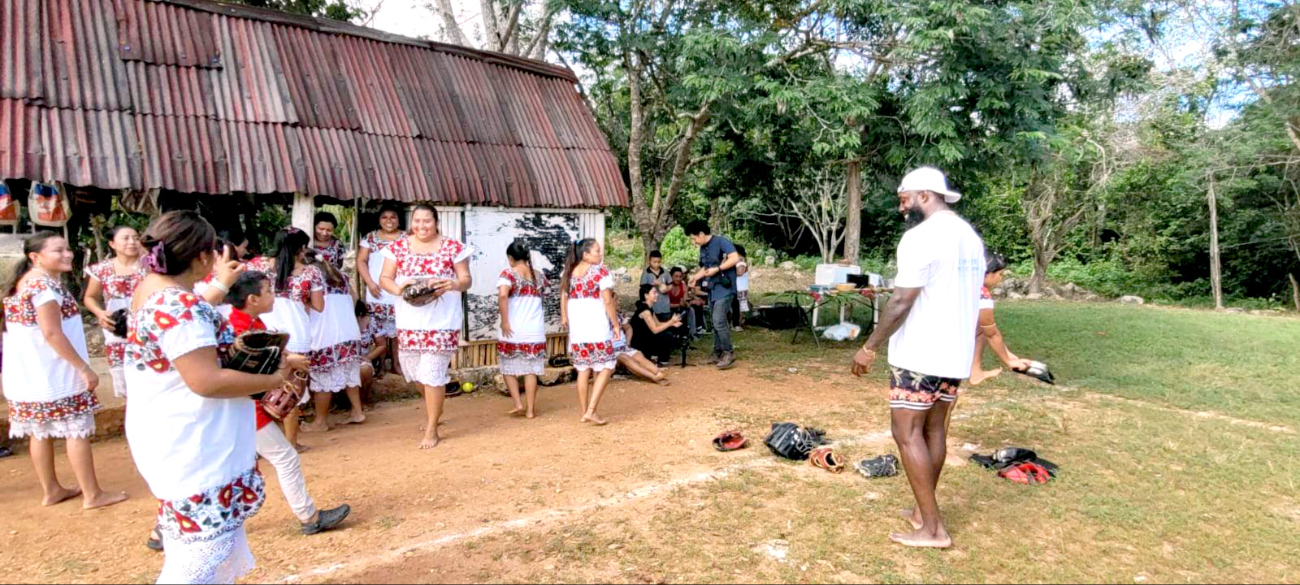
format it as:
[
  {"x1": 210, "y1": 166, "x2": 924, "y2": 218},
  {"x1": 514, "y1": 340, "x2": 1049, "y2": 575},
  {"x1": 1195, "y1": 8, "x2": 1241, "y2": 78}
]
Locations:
[{"x1": 0, "y1": 349, "x2": 922, "y2": 584}]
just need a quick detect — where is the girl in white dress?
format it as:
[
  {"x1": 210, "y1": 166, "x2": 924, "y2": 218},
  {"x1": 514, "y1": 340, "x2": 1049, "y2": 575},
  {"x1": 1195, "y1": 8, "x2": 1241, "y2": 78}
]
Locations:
[
  {"x1": 497, "y1": 240, "x2": 548, "y2": 419},
  {"x1": 82, "y1": 226, "x2": 145, "y2": 398},
  {"x1": 306, "y1": 212, "x2": 365, "y2": 429},
  {"x1": 560, "y1": 238, "x2": 622, "y2": 426},
  {"x1": 245, "y1": 228, "x2": 325, "y2": 441},
  {"x1": 356, "y1": 204, "x2": 404, "y2": 373},
  {"x1": 3, "y1": 233, "x2": 129, "y2": 509},
  {"x1": 125, "y1": 211, "x2": 294, "y2": 584},
  {"x1": 379, "y1": 204, "x2": 472, "y2": 450}
]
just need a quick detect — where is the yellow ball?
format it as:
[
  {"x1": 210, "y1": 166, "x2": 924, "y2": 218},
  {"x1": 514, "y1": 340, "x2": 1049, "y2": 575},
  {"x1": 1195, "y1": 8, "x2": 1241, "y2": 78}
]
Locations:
[{"x1": 462, "y1": 382, "x2": 475, "y2": 393}]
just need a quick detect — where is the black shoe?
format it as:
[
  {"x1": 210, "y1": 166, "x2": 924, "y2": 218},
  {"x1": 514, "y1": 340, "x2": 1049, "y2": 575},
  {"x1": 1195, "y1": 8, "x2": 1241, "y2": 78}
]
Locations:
[
  {"x1": 717, "y1": 351, "x2": 737, "y2": 370},
  {"x1": 301, "y1": 504, "x2": 351, "y2": 535},
  {"x1": 0, "y1": 447, "x2": 11, "y2": 458}
]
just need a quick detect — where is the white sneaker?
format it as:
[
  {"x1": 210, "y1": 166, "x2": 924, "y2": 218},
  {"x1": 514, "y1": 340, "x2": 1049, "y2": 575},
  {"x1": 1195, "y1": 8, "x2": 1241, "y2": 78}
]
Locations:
[{"x1": 733, "y1": 326, "x2": 743, "y2": 332}]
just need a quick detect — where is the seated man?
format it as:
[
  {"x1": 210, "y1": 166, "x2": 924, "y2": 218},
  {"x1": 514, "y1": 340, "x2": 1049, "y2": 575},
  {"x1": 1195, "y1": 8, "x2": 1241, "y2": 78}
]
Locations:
[{"x1": 970, "y1": 253, "x2": 1032, "y2": 385}]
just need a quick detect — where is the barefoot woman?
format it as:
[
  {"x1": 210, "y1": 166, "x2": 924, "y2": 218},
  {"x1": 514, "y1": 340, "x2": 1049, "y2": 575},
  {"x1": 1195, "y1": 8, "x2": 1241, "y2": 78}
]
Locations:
[
  {"x1": 3, "y1": 233, "x2": 130, "y2": 509},
  {"x1": 560, "y1": 239, "x2": 621, "y2": 425},
  {"x1": 379, "y1": 204, "x2": 472, "y2": 449},
  {"x1": 497, "y1": 240, "x2": 548, "y2": 419},
  {"x1": 83, "y1": 226, "x2": 146, "y2": 398}
]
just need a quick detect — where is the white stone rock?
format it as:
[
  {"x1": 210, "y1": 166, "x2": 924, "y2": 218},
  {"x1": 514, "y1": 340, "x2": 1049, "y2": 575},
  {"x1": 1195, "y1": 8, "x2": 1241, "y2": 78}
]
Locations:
[
  {"x1": 1119, "y1": 295, "x2": 1145, "y2": 305},
  {"x1": 765, "y1": 255, "x2": 776, "y2": 267},
  {"x1": 1026, "y1": 293, "x2": 1044, "y2": 301},
  {"x1": 779, "y1": 261, "x2": 797, "y2": 270}
]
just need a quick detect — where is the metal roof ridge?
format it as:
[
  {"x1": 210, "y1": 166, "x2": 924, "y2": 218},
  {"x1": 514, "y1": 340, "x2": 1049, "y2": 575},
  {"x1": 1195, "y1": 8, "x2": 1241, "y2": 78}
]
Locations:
[{"x1": 150, "y1": 0, "x2": 579, "y2": 83}]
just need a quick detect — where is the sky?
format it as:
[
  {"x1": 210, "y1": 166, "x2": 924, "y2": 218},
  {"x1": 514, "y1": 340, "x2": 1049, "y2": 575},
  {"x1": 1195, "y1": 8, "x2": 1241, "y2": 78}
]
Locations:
[{"x1": 365, "y1": 0, "x2": 491, "y2": 45}]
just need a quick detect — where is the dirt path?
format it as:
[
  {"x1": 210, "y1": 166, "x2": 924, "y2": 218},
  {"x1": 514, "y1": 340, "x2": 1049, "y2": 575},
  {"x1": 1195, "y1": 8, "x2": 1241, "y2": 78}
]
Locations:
[{"x1": 0, "y1": 358, "x2": 921, "y2": 584}]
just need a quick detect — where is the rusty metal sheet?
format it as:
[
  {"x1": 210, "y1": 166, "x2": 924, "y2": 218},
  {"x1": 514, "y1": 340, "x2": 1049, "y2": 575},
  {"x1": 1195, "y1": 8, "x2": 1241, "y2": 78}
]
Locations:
[
  {"x1": 1, "y1": 0, "x2": 42, "y2": 101},
  {"x1": 115, "y1": 0, "x2": 221, "y2": 67}
]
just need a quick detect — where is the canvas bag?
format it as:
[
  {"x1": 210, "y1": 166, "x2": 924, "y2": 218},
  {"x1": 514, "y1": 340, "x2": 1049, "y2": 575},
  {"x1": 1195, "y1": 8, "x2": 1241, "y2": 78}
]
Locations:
[
  {"x1": 0, "y1": 183, "x2": 19, "y2": 227},
  {"x1": 29, "y1": 182, "x2": 71, "y2": 227}
]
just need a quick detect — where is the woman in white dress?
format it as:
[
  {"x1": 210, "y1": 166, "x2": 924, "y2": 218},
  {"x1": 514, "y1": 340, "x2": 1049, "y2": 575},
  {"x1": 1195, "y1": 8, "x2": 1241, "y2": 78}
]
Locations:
[
  {"x1": 82, "y1": 226, "x2": 146, "y2": 398},
  {"x1": 559, "y1": 238, "x2": 622, "y2": 426},
  {"x1": 306, "y1": 212, "x2": 365, "y2": 430},
  {"x1": 379, "y1": 204, "x2": 471, "y2": 450},
  {"x1": 125, "y1": 210, "x2": 294, "y2": 584},
  {"x1": 497, "y1": 240, "x2": 548, "y2": 419},
  {"x1": 245, "y1": 228, "x2": 325, "y2": 441},
  {"x1": 3, "y1": 233, "x2": 130, "y2": 509},
  {"x1": 356, "y1": 204, "x2": 404, "y2": 374}
]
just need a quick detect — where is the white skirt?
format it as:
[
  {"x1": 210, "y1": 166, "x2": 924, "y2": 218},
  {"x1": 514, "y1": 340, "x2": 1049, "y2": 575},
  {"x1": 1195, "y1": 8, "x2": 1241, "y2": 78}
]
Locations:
[
  {"x1": 156, "y1": 525, "x2": 254, "y2": 585},
  {"x1": 399, "y1": 351, "x2": 452, "y2": 388},
  {"x1": 500, "y1": 355, "x2": 545, "y2": 377},
  {"x1": 261, "y1": 299, "x2": 312, "y2": 353},
  {"x1": 8, "y1": 411, "x2": 96, "y2": 440},
  {"x1": 311, "y1": 361, "x2": 362, "y2": 393}
]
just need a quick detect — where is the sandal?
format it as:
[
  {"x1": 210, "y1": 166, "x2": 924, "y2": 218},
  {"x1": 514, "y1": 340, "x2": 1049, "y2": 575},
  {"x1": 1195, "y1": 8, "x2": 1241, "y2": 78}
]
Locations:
[
  {"x1": 146, "y1": 529, "x2": 164, "y2": 552},
  {"x1": 445, "y1": 382, "x2": 464, "y2": 398},
  {"x1": 854, "y1": 454, "x2": 899, "y2": 479},
  {"x1": 809, "y1": 446, "x2": 844, "y2": 473}
]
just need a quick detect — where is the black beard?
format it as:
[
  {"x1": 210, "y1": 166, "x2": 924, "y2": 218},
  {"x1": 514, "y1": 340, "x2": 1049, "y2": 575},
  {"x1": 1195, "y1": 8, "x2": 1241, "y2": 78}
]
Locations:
[{"x1": 904, "y1": 205, "x2": 926, "y2": 228}]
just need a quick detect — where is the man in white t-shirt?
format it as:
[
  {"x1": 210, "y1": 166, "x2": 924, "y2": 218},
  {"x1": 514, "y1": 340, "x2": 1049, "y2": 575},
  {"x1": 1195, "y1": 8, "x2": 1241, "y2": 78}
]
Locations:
[{"x1": 851, "y1": 166, "x2": 985, "y2": 550}]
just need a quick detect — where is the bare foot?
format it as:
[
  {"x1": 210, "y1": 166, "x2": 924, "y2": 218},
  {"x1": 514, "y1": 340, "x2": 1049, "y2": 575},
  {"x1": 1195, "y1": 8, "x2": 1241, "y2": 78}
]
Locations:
[
  {"x1": 42, "y1": 486, "x2": 81, "y2": 507},
  {"x1": 84, "y1": 491, "x2": 130, "y2": 510},
  {"x1": 581, "y1": 412, "x2": 608, "y2": 426},
  {"x1": 293, "y1": 443, "x2": 312, "y2": 454},
  {"x1": 508, "y1": 406, "x2": 526, "y2": 416},
  {"x1": 526, "y1": 411, "x2": 535, "y2": 419},
  {"x1": 348, "y1": 412, "x2": 367, "y2": 425},
  {"x1": 302, "y1": 420, "x2": 331, "y2": 433},
  {"x1": 656, "y1": 377, "x2": 671, "y2": 387},
  {"x1": 899, "y1": 508, "x2": 923, "y2": 531},
  {"x1": 418, "y1": 433, "x2": 441, "y2": 450},
  {"x1": 889, "y1": 528, "x2": 952, "y2": 549},
  {"x1": 969, "y1": 368, "x2": 1002, "y2": 386}
]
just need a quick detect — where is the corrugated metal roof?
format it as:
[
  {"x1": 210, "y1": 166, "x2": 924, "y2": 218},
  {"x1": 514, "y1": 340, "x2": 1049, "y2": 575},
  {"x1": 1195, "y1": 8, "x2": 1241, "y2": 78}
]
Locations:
[{"x1": 0, "y1": 0, "x2": 626, "y2": 207}]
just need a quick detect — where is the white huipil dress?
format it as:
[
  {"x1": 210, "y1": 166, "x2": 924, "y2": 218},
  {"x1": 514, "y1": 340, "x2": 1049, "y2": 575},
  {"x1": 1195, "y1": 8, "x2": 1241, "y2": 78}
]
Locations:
[
  {"x1": 245, "y1": 257, "x2": 324, "y2": 355},
  {"x1": 382, "y1": 236, "x2": 472, "y2": 387},
  {"x1": 83, "y1": 259, "x2": 146, "y2": 397},
  {"x1": 496, "y1": 267, "x2": 548, "y2": 377},
  {"x1": 124, "y1": 287, "x2": 263, "y2": 584},
  {"x1": 2, "y1": 276, "x2": 101, "y2": 439},
  {"x1": 359, "y1": 231, "x2": 403, "y2": 338},
  {"x1": 308, "y1": 274, "x2": 363, "y2": 393},
  {"x1": 565, "y1": 264, "x2": 617, "y2": 372}
]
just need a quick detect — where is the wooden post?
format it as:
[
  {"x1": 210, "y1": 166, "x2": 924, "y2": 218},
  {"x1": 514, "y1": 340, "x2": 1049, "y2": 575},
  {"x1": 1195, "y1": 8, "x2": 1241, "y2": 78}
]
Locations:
[
  {"x1": 1208, "y1": 178, "x2": 1224, "y2": 310},
  {"x1": 844, "y1": 160, "x2": 862, "y2": 264},
  {"x1": 352, "y1": 196, "x2": 363, "y2": 293},
  {"x1": 291, "y1": 192, "x2": 314, "y2": 233}
]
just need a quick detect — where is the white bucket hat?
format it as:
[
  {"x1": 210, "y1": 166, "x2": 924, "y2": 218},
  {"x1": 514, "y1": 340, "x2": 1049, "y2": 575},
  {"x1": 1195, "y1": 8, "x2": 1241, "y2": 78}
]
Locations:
[{"x1": 897, "y1": 166, "x2": 961, "y2": 203}]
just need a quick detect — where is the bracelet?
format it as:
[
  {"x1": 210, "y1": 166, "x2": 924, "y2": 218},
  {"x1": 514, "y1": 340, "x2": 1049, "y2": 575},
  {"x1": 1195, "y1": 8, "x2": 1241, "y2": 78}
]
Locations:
[{"x1": 209, "y1": 280, "x2": 231, "y2": 295}]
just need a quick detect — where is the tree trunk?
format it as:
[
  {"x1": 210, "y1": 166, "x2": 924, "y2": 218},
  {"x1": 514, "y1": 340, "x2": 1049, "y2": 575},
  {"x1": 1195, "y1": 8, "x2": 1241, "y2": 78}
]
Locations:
[
  {"x1": 1029, "y1": 244, "x2": 1051, "y2": 295},
  {"x1": 431, "y1": 0, "x2": 470, "y2": 46},
  {"x1": 1290, "y1": 272, "x2": 1300, "y2": 312},
  {"x1": 709, "y1": 198, "x2": 724, "y2": 235},
  {"x1": 844, "y1": 161, "x2": 861, "y2": 264},
  {"x1": 1208, "y1": 179, "x2": 1224, "y2": 310}
]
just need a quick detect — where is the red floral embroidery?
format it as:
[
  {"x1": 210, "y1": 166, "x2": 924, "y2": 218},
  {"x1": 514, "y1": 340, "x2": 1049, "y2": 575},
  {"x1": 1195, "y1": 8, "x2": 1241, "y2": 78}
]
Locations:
[
  {"x1": 85, "y1": 260, "x2": 145, "y2": 304},
  {"x1": 6, "y1": 391, "x2": 101, "y2": 424},
  {"x1": 497, "y1": 341, "x2": 546, "y2": 359},
  {"x1": 397, "y1": 329, "x2": 459, "y2": 354},
  {"x1": 3, "y1": 277, "x2": 78, "y2": 327},
  {"x1": 126, "y1": 288, "x2": 234, "y2": 376},
  {"x1": 156, "y1": 469, "x2": 265, "y2": 544},
  {"x1": 308, "y1": 340, "x2": 362, "y2": 372},
  {"x1": 245, "y1": 257, "x2": 325, "y2": 304},
  {"x1": 501, "y1": 268, "x2": 547, "y2": 299},
  {"x1": 568, "y1": 265, "x2": 609, "y2": 300},
  {"x1": 390, "y1": 236, "x2": 464, "y2": 282},
  {"x1": 313, "y1": 239, "x2": 345, "y2": 270},
  {"x1": 568, "y1": 340, "x2": 615, "y2": 367}
]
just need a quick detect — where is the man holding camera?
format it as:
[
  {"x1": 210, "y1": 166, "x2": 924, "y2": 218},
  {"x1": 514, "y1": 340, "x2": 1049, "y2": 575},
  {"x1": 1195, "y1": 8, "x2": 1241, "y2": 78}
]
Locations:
[{"x1": 686, "y1": 220, "x2": 742, "y2": 369}]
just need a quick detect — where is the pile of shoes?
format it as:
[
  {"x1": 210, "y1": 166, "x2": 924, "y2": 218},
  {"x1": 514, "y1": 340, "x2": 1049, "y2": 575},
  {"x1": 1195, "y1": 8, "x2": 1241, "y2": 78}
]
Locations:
[{"x1": 971, "y1": 447, "x2": 1058, "y2": 484}]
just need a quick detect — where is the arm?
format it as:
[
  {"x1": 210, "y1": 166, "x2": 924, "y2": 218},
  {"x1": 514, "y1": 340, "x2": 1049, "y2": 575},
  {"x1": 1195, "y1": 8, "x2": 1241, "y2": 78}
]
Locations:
[
  {"x1": 498, "y1": 284, "x2": 513, "y2": 339},
  {"x1": 978, "y1": 309, "x2": 1029, "y2": 369},
  {"x1": 560, "y1": 289, "x2": 569, "y2": 329},
  {"x1": 308, "y1": 290, "x2": 325, "y2": 313},
  {"x1": 379, "y1": 256, "x2": 403, "y2": 296},
  {"x1": 357, "y1": 246, "x2": 381, "y2": 297},
  {"x1": 82, "y1": 277, "x2": 113, "y2": 329},
  {"x1": 36, "y1": 302, "x2": 97, "y2": 391},
  {"x1": 641, "y1": 310, "x2": 681, "y2": 334},
  {"x1": 602, "y1": 288, "x2": 622, "y2": 340},
  {"x1": 172, "y1": 347, "x2": 287, "y2": 399},
  {"x1": 364, "y1": 341, "x2": 386, "y2": 362},
  {"x1": 851, "y1": 287, "x2": 921, "y2": 376},
  {"x1": 200, "y1": 246, "x2": 245, "y2": 306}
]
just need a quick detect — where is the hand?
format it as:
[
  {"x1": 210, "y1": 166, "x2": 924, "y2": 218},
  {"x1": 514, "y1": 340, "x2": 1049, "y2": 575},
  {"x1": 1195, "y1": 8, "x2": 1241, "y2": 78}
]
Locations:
[
  {"x1": 215, "y1": 245, "x2": 245, "y2": 289},
  {"x1": 284, "y1": 353, "x2": 310, "y2": 372},
  {"x1": 501, "y1": 321, "x2": 514, "y2": 339},
  {"x1": 1009, "y1": 358, "x2": 1032, "y2": 371},
  {"x1": 80, "y1": 365, "x2": 100, "y2": 392},
  {"x1": 851, "y1": 347, "x2": 877, "y2": 377},
  {"x1": 432, "y1": 278, "x2": 456, "y2": 294},
  {"x1": 560, "y1": 315, "x2": 568, "y2": 331},
  {"x1": 611, "y1": 325, "x2": 623, "y2": 341},
  {"x1": 367, "y1": 282, "x2": 382, "y2": 298},
  {"x1": 97, "y1": 313, "x2": 118, "y2": 331}
]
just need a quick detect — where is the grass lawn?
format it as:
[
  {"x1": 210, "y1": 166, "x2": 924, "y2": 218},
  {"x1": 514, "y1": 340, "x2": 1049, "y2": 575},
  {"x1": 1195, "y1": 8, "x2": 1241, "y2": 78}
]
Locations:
[{"x1": 446, "y1": 302, "x2": 1300, "y2": 583}]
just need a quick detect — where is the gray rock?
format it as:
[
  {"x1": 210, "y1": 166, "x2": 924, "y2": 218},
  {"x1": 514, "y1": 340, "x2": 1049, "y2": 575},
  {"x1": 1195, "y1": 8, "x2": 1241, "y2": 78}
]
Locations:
[
  {"x1": 1007, "y1": 292, "x2": 1025, "y2": 300},
  {"x1": 1226, "y1": 308, "x2": 1245, "y2": 314},
  {"x1": 779, "y1": 261, "x2": 797, "y2": 270},
  {"x1": 1119, "y1": 295, "x2": 1145, "y2": 305},
  {"x1": 1026, "y1": 293, "x2": 1044, "y2": 301},
  {"x1": 1082, "y1": 293, "x2": 1100, "y2": 302},
  {"x1": 1042, "y1": 286, "x2": 1057, "y2": 298},
  {"x1": 991, "y1": 287, "x2": 1005, "y2": 297},
  {"x1": 765, "y1": 255, "x2": 776, "y2": 267}
]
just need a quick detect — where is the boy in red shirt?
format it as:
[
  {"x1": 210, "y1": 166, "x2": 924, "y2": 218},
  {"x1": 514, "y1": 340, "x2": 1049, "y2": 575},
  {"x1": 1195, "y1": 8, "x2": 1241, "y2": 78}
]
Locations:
[{"x1": 227, "y1": 272, "x2": 351, "y2": 536}]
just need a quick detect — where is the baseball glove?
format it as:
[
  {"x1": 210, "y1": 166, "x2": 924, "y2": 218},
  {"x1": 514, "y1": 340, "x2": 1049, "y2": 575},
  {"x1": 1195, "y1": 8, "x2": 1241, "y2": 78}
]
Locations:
[
  {"x1": 110, "y1": 308, "x2": 129, "y2": 339},
  {"x1": 712, "y1": 430, "x2": 748, "y2": 452},
  {"x1": 222, "y1": 331, "x2": 290, "y2": 375},
  {"x1": 402, "y1": 279, "x2": 443, "y2": 307}
]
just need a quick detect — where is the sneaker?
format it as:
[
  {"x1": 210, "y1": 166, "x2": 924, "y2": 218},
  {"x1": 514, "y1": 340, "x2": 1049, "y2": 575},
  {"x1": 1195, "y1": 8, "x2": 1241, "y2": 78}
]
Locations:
[
  {"x1": 717, "y1": 351, "x2": 737, "y2": 370},
  {"x1": 704, "y1": 352, "x2": 721, "y2": 366},
  {"x1": 732, "y1": 326, "x2": 743, "y2": 332},
  {"x1": 301, "y1": 504, "x2": 351, "y2": 535}
]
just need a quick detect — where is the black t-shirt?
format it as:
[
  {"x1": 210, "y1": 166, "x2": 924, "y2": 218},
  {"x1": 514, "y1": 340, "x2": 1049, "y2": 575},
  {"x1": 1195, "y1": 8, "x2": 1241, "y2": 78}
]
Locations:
[{"x1": 630, "y1": 301, "x2": 657, "y2": 352}]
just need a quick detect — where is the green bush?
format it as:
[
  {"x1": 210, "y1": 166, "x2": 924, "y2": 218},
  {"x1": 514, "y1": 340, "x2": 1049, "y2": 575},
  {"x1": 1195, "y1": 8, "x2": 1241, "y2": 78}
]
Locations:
[{"x1": 658, "y1": 226, "x2": 699, "y2": 269}]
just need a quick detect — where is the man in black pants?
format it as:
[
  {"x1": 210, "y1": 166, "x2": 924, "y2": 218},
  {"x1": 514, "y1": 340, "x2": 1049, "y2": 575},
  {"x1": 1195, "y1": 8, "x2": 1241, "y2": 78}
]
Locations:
[
  {"x1": 851, "y1": 167, "x2": 985, "y2": 549},
  {"x1": 686, "y1": 220, "x2": 742, "y2": 370}
]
